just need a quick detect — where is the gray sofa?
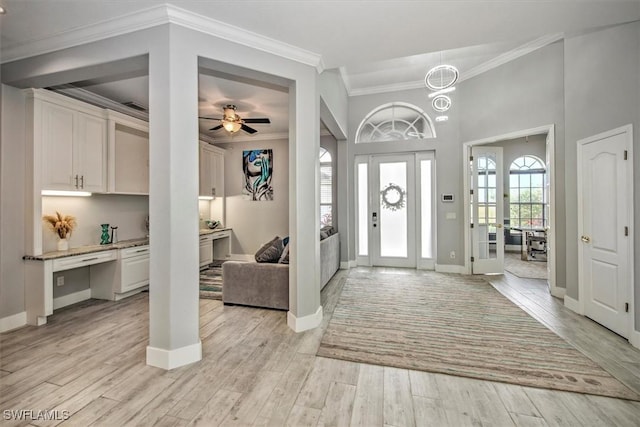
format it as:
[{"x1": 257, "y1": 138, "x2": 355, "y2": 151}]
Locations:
[{"x1": 222, "y1": 232, "x2": 340, "y2": 310}]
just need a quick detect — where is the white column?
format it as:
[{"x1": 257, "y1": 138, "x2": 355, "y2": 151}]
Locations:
[
  {"x1": 146, "y1": 31, "x2": 201, "y2": 369},
  {"x1": 287, "y1": 73, "x2": 323, "y2": 332}
]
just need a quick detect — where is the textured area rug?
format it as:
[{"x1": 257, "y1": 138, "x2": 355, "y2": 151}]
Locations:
[
  {"x1": 504, "y1": 252, "x2": 547, "y2": 279},
  {"x1": 199, "y1": 260, "x2": 225, "y2": 300},
  {"x1": 318, "y1": 270, "x2": 640, "y2": 401}
]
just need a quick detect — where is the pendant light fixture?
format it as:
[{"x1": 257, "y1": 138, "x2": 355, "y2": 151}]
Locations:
[{"x1": 425, "y1": 53, "x2": 458, "y2": 123}]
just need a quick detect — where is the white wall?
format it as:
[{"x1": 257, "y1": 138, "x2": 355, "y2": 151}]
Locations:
[
  {"x1": 41, "y1": 194, "x2": 148, "y2": 252},
  {"x1": 564, "y1": 22, "x2": 640, "y2": 324},
  {"x1": 1, "y1": 84, "x2": 26, "y2": 320},
  {"x1": 219, "y1": 138, "x2": 289, "y2": 255}
]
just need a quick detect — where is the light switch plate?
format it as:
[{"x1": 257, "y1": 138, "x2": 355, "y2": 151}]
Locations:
[{"x1": 446, "y1": 212, "x2": 456, "y2": 220}]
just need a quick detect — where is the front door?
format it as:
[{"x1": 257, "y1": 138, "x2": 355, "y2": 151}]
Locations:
[
  {"x1": 370, "y1": 154, "x2": 416, "y2": 267},
  {"x1": 471, "y1": 146, "x2": 504, "y2": 274},
  {"x1": 578, "y1": 126, "x2": 632, "y2": 338}
]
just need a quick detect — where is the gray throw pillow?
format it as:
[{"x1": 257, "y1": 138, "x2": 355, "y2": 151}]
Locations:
[
  {"x1": 279, "y1": 243, "x2": 290, "y2": 264},
  {"x1": 255, "y1": 236, "x2": 283, "y2": 263}
]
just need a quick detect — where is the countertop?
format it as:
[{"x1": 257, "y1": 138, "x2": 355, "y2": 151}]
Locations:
[
  {"x1": 24, "y1": 228, "x2": 231, "y2": 261},
  {"x1": 24, "y1": 237, "x2": 149, "y2": 261}
]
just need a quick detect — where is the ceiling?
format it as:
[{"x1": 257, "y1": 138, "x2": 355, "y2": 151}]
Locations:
[{"x1": 2, "y1": 1, "x2": 639, "y2": 140}]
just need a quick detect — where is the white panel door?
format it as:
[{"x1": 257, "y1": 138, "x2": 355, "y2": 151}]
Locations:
[
  {"x1": 579, "y1": 129, "x2": 631, "y2": 337},
  {"x1": 471, "y1": 146, "x2": 504, "y2": 274},
  {"x1": 371, "y1": 154, "x2": 416, "y2": 267}
]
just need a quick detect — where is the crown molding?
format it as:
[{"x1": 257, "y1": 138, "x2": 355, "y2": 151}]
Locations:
[
  {"x1": 212, "y1": 131, "x2": 289, "y2": 144},
  {"x1": 338, "y1": 67, "x2": 353, "y2": 95},
  {"x1": 1, "y1": 4, "x2": 324, "y2": 72},
  {"x1": 51, "y1": 85, "x2": 150, "y2": 121},
  {"x1": 346, "y1": 32, "x2": 564, "y2": 97},
  {"x1": 164, "y1": 5, "x2": 324, "y2": 72},
  {"x1": 459, "y1": 32, "x2": 564, "y2": 83},
  {"x1": 349, "y1": 80, "x2": 425, "y2": 97}
]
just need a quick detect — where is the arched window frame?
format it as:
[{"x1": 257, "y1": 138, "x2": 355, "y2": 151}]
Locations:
[
  {"x1": 509, "y1": 155, "x2": 546, "y2": 231},
  {"x1": 355, "y1": 102, "x2": 436, "y2": 143},
  {"x1": 319, "y1": 147, "x2": 333, "y2": 227}
]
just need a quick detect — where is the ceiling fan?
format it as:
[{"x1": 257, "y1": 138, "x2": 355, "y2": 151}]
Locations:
[{"x1": 199, "y1": 104, "x2": 270, "y2": 134}]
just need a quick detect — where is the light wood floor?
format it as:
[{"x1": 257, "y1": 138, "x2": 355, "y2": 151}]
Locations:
[{"x1": 1, "y1": 268, "x2": 640, "y2": 426}]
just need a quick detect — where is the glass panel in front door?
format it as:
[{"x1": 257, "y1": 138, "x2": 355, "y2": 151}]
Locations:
[
  {"x1": 476, "y1": 155, "x2": 498, "y2": 260},
  {"x1": 379, "y1": 162, "x2": 408, "y2": 258}
]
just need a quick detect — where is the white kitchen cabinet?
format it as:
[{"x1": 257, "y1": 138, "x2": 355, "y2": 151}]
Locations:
[
  {"x1": 199, "y1": 234, "x2": 213, "y2": 267},
  {"x1": 199, "y1": 142, "x2": 225, "y2": 198},
  {"x1": 118, "y1": 245, "x2": 150, "y2": 293},
  {"x1": 38, "y1": 96, "x2": 107, "y2": 192},
  {"x1": 107, "y1": 111, "x2": 149, "y2": 194}
]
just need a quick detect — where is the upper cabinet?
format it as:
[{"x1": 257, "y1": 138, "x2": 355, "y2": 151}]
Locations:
[
  {"x1": 199, "y1": 142, "x2": 225, "y2": 198},
  {"x1": 107, "y1": 111, "x2": 149, "y2": 195},
  {"x1": 36, "y1": 93, "x2": 107, "y2": 192}
]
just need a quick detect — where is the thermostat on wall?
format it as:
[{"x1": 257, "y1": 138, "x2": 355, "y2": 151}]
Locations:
[{"x1": 441, "y1": 194, "x2": 454, "y2": 202}]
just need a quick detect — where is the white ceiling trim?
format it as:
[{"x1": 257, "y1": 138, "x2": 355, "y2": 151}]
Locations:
[
  {"x1": 52, "y1": 85, "x2": 150, "y2": 121},
  {"x1": 346, "y1": 32, "x2": 564, "y2": 97},
  {"x1": 0, "y1": 4, "x2": 324, "y2": 72},
  {"x1": 165, "y1": 5, "x2": 324, "y2": 72},
  {"x1": 459, "y1": 33, "x2": 564, "y2": 82},
  {"x1": 212, "y1": 131, "x2": 289, "y2": 144}
]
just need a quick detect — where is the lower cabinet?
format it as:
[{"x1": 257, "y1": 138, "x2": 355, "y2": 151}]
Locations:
[
  {"x1": 119, "y1": 246, "x2": 150, "y2": 293},
  {"x1": 199, "y1": 235, "x2": 213, "y2": 267},
  {"x1": 91, "y1": 245, "x2": 150, "y2": 301}
]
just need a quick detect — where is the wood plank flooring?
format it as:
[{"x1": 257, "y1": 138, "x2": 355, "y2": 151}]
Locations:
[{"x1": 1, "y1": 267, "x2": 640, "y2": 426}]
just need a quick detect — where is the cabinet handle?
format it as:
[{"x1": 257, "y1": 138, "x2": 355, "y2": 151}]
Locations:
[
  {"x1": 80, "y1": 175, "x2": 84, "y2": 189},
  {"x1": 82, "y1": 257, "x2": 99, "y2": 262},
  {"x1": 135, "y1": 249, "x2": 148, "y2": 253},
  {"x1": 74, "y1": 175, "x2": 79, "y2": 188}
]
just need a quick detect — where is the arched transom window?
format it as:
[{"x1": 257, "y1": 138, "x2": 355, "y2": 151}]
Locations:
[{"x1": 355, "y1": 102, "x2": 436, "y2": 143}]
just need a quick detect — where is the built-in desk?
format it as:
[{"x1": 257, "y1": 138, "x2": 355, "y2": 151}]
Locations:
[{"x1": 23, "y1": 238, "x2": 148, "y2": 326}]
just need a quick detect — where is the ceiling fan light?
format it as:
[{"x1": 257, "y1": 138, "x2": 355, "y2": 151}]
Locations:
[{"x1": 223, "y1": 120, "x2": 242, "y2": 133}]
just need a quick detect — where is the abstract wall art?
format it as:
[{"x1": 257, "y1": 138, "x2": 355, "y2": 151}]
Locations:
[{"x1": 242, "y1": 149, "x2": 273, "y2": 201}]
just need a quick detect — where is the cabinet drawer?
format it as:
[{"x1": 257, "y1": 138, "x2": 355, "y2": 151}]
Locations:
[
  {"x1": 53, "y1": 250, "x2": 116, "y2": 272},
  {"x1": 120, "y1": 245, "x2": 149, "y2": 258},
  {"x1": 211, "y1": 230, "x2": 230, "y2": 240},
  {"x1": 120, "y1": 254, "x2": 150, "y2": 293}
]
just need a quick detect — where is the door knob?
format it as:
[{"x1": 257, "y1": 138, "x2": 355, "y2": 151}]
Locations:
[{"x1": 581, "y1": 235, "x2": 591, "y2": 243}]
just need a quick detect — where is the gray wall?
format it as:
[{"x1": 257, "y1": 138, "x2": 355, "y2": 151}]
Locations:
[
  {"x1": 564, "y1": 22, "x2": 640, "y2": 327},
  {"x1": 347, "y1": 89, "x2": 461, "y2": 266},
  {"x1": 219, "y1": 138, "x2": 289, "y2": 255},
  {"x1": 458, "y1": 42, "x2": 566, "y2": 286},
  {"x1": 0, "y1": 84, "x2": 26, "y2": 319}
]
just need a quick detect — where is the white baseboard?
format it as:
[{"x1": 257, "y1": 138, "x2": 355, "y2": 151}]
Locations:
[
  {"x1": 629, "y1": 329, "x2": 640, "y2": 350},
  {"x1": 0, "y1": 311, "x2": 27, "y2": 333},
  {"x1": 53, "y1": 289, "x2": 91, "y2": 310},
  {"x1": 435, "y1": 264, "x2": 466, "y2": 274},
  {"x1": 287, "y1": 305, "x2": 323, "y2": 333},
  {"x1": 564, "y1": 295, "x2": 582, "y2": 314},
  {"x1": 146, "y1": 340, "x2": 202, "y2": 370},
  {"x1": 340, "y1": 260, "x2": 357, "y2": 269},
  {"x1": 229, "y1": 253, "x2": 254, "y2": 261}
]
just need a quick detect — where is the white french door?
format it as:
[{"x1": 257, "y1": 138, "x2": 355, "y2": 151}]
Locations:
[
  {"x1": 470, "y1": 146, "x2": 504, "y2": 274},
  {"x1": 356, "y1": 153, "x2": 434, "y2": 268},
  {"x1": 578, "y1": 126, "x2": 632, "y2": 338}
]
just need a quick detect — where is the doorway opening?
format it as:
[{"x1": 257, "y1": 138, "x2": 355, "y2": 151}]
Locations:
[{"x1": 463, "y1": 125, "x2": 559, "y2": 297}]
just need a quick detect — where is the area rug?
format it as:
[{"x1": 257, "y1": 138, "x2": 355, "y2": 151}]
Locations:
[
  {"x1": 317, "y1": 270, "x2": 640, "y2": 401},
  {"x1": 504, "y1": 252, "x2": 547, "y2": 280},
  {"x1": 199, "y1": 260, "x2": 225, "y2": 300}
]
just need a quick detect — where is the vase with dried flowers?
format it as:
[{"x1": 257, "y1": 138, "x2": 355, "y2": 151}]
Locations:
[{"x1": 43, "y1": 211, "x2": 77, "y2": 251}]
